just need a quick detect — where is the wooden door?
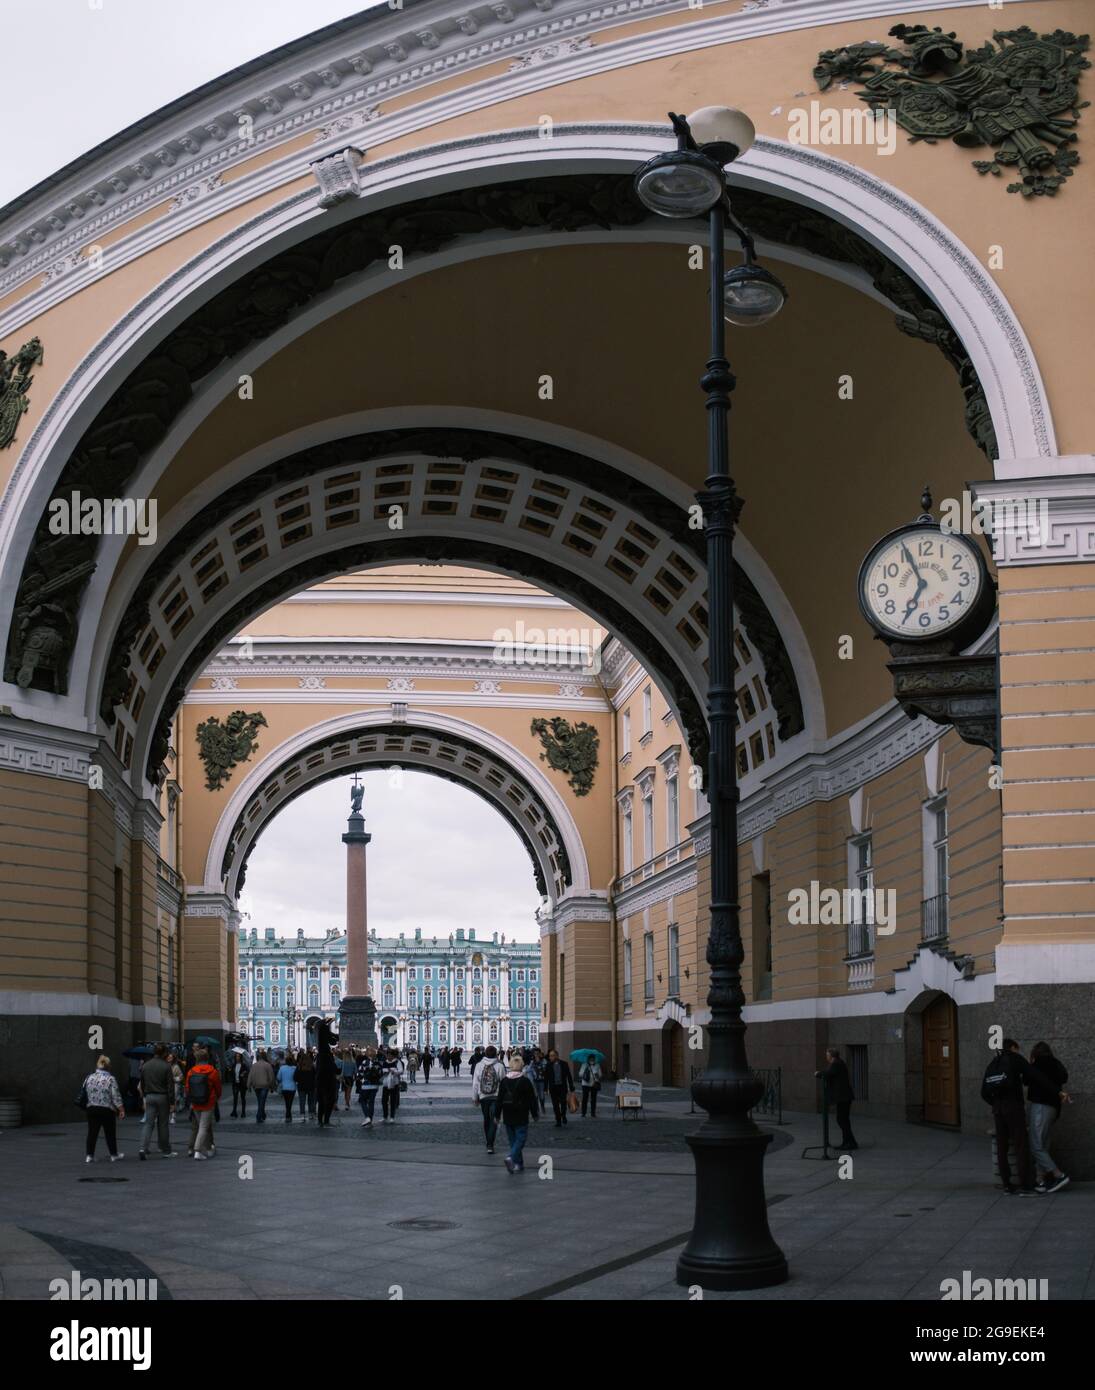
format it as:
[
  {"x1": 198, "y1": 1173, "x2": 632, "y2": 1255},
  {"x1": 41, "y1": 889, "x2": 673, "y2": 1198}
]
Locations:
[
  {"x1": 670, "y1": 1023, "x2": 685, "y2": 1088},
  {"x1": 922, "y1": 995, "x2": 960, "y2": 1125}
]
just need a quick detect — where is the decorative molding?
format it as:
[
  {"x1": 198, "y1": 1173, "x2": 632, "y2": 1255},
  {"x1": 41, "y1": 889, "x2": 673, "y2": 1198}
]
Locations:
[
  {"x1": 474, "y1": 679, "x2": 503, "y2": 694},
  {"x1": 169, "y1": 173, "x2": 225, "y2": 212},
  {"x1": 310, "y1": 146, "x2": 367, "y2": 206},
  {"x1": 508, "y1": 35, "x2": 593, "y2": 69},
  {"x1": 552, "y1": 892, "x2": 612, "y2": 931},
  {"x1": 613, "y1": 859, "x2": 697, "y2": 918},
  {"x1": 210, "y1": 675, "x2": 238, "y2": 692},
  {"x1": 972, "y1": 475, "x2": 1095, "y2": 566},
  {"x1": 183, "y1": 892, "x2": 234, "y2": 922},
  {"x1": 313, "y1": 108, "x2": 380, "y2": 143},
  {"x1": 185, "y1": 688, "x2": 607, "y2": 711},
  {"x1": 0, "y1": 338, "x2": 43, "y2": 452},
  {"x1": 386, "y1": 677, "x2": 415, "y2": 693},
  {"x1": 531, "y1": 715, "x2": 600, "y2": 796},
  {"x1": 298, "y1": 674, "x2": 327, "y2": 690}
]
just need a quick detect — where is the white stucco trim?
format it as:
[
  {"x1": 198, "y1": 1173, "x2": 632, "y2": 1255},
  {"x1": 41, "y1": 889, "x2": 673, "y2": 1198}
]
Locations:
[{"x1": 995, "y1": 943, "x2": 1095, "y2": 987}]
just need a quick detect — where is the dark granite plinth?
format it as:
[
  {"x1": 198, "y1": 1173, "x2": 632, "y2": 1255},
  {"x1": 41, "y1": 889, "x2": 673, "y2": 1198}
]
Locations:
[{"x1": 337, "y1": 995, "x2": 377, "y2": 1046}]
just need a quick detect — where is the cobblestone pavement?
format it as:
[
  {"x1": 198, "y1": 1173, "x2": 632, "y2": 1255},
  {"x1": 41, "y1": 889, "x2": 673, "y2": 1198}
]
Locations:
[{"x1": 1, "y1": 1079, "x2": 1091, "y2": 1301}]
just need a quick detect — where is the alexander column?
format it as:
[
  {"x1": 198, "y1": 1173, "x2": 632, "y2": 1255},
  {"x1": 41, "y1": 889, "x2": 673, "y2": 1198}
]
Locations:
[{"x1": 338, "y1": 773, "x2": 377, "y2": 1045}]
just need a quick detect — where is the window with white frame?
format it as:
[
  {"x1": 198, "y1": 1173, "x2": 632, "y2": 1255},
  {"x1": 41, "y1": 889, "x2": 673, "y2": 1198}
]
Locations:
[
  {"x1": 256, "y1": 1021, "x2": 266, "y2": 1040},
  {"x1": 256, "y1": 968, "x2": 264, "y2": 980},
  {"x1": 517, "y1": 1023, "x2": 526, "y2": 1043},
  {"x1": 622, "y1": 806, "x2": 633, "y2": 873},
  {"x1": 271, "y1": 1021, "x2": 281, "y2": 1043},
  {"x1": 456, "y1": 989, "x2": 465, "y2": 1007},
  {"x1": 623, "y1": 937, "x2": 632, "y2": 1008},
  {"x1": 848, "y1": 833, "x2": 875, "y2": 958},
  {"x1": 271, "y1": 987, "x2": 279, "y2": 1007},
  {"x1": 489, "y1": 987, "x2": 498, "y2": 1008},
  {"x1": 643, "y1": 684, "x2": 652, "y2": 735},
  {"x1": 383, "y1": 986, "x2": 393, "y2": 1008},
  {"x1": 622, "y1": 709, "x2": 631, "y2": 756},
  {"x1": 255, "y1": 988, "x2": 264, "y2": 1007},
  {"x1": 309, "y1": 986, "x2": 319, "y2": 1006},
  {"x1": 473, "y1": 1022, "x2": 482, "y2": 1043},
  {"x1": 666, "y1": 774, "x2": 679, "y2": 847},
  {"x1": 331, "y1": 966, "x2": 340, "y2": 979},
  {"x1": 643, "y1": 791, "x2": 654, "y2": 861},
  {"x1": 456, "y1": 1023, "x2": 465, "y2": 1043},
  {"x1": 530, "y1": 1024, "x2": 538, "y2": 1043},
  {"x1": 383, "y1": 966, "x2": 393, "y2": 979},
  {"x1": 309, "y1": 966, "x2": 319, "y2": 979},
  {"x1": 489, "y1": 1022, "x2": 498, "y2": 1042},
  {"x1": 644, "y1": 932, "x2": 655, "y2": 1002},
  {"x1": 440, "y1": 989, "x2": 447, "y2": 1006},
  {"x1": 668, "y1": 923, "x2": 680, "y2": 995},
  {"x1": 409, "y1": 988, "x2": 417, "y2": 1006},
  {"x1": 439, "y1": 1022, "x2": 448, "y2": 1041},
  {"x1": 516, "y1": 989, "x2": 526, "y2": 1009},
  {"x1": 473, "y1": 988, "x2": 482, "y2": 1008},
  {"x1": 922, "y1": 797, "x2": 949, "y2": 940},
  {"x1": 239, "y1": 989, "x2": 246, "y2": 1007},
  {"x1": 530, "y1": 988, "x2": 537, "y2": 1009}
]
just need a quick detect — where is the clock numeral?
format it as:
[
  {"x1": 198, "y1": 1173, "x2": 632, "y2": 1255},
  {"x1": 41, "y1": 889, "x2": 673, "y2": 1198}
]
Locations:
[
  {"x1": 884, "y1": 563, "x2": 899, "y2": 578},
  {"x1": 938, "y1": 607, "x2": 949, "y2": 623},
  {"x1": 877, "y1": 583, "x2": 889, "y2": 597},
  {"x1": 952, "y1": 553, "x2": 964, "y2": 567},
  {"x1": 917, "y1": 540, "x2": 934, "y2": 556},
  {"x1": 958, "y1": 571, "x2": 971, "y2": 587},
  {"x1": 884, "y1": 600, "x2": 895, "y2": 615},
  {"x1": 951, "y1": 592, "x2": 964, "y2": 605},
  {"x1": 918, "y1": 613, "x2": 932, "y2": 628}
]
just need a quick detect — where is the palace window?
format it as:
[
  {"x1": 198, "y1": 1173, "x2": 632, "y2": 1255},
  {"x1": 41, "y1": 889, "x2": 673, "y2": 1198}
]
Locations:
[
  {"x1": 425, "y1": 968, "x2": 432, "y2": 980},
  {"x1": 644, "y1": 933, "x2": 654, "y2": 1003},
  {"x1": 622, "y1": 806, "x2": 633, "y2": 873},
  {"x1": 490, "y1": 968, "x2": 497, "y2": 980},
  {"x1": 256, "y1": 1022, "x2": 266, "y2": 1040},
  {"x1": 622, "y1": 708, "x2": 631, "y2": 756},
  {"x1": 530, "y1": 989, "x2": 537, "y2": 1009},
  {"x1": 408, "y1": 1025, "x2": 417, "y2": 1043},
  {"x1": 456, "y1": 1023, "x2": 465, "y2": 1043},
  {"x1": 517, "y1": 1023, "x2": 526, "y2": 1043},
  {"x1": 489, "y1": 988, "x2": 498, "y2": 1008},
  {"x1": 271, "y1": 1022, "x2": 281, "y2": 1043},
  {"x1": 489, "y1": 1022, "x2": 498, "y2": 1043},
  {"x1": 271, "y1": 987, "x2": 280, "y2": 1007},
  {"x1": 255, "y1": 988, "x2": 264, "y2": 1007},
  {"x1": 517, "y1": 970, "x2": 525, "y2": 982},
  {"x1": 409, "y1": 988, "x2": 417, "y2": 1006},
  {"x1": 473, "y1": 1023, "x2": 482, "y2": 1043},
  {"x1": 623, "y1": 938, "x2": 632, "y2": 1009},
  {"x1": 440, "y1": 990, "x2": 447, "y2": 1006},
  {"x1": 383, "y1": 965, "x2": 393, "y2": 979},
  {"x1": 439, "y1": 1023, "x2": 448, "y2": 1042},
  {"x1": 752, "y1": 872, "x2": 773, "y2": 1001},
  {"x1": 309, "y1": 986, "x2": 319, "y2": 1007},
  {"x1": 256, "y1": 968, "x2": 264, "y2": 980},
  {"x1": 239, "y1": 989, "x2": 246, "y2": 1008},
  {"x1": 331, "y1": 966, "x2": 340, "y2": 979},
  {"x1": 668, "y1": 924, "x2": 680, "y2": 997},
  {"x1": 456, "y1": 990, "x2": 465, "y2": 1007},
  {"x1": 287, "y1": 989, "x2": 293, "y2": 1005},
  {"x1": 239, "y1": 969, "x2": 246, "y2": 981},
  {"x1": 530, "y1": 1024, "x2": 538, "y2": 1043},
  {"x1": 331, "y1": 989, "x2": 340, "y2": 1006},
  {"x1": 424, "y1": 988, "x2": 432, "y2": 1006},
  {"x1": 383, "y1": 987, "x2": 394, "y2": 1008},
  {"x1": 666, "y1": 773, "x2": 679, "y2": 848},
  {"x1": 530, "y1": 970, "x2": 537, "y2": 981},
  {"x1": 643, "y1": 791, "x2": 654, "y2": 862},
  {"x1": 309, "y1": 966, "x2": 319, "y2": 979},
  {"x1": 473, "y1": 988, "x2": 482, "y2": 1008},
  {"x1": 473, "y1": 967, "x2": 481, "y2": 981},
  {"x1": 643, "y1": 684, "x2": 653, "y2": 735},
  {"x1": 516, "y1": 990, "x2": 525, "y2": 1009}
]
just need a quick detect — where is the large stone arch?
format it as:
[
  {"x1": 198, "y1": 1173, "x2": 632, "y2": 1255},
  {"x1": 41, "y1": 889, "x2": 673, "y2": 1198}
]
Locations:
[
  {"x1": 204, "y1": 707, "x2": 593, "y2": 906},
  {"x1": 0, "y1": 127, "x2": 1055, "y2": 730},
  {"x1": 87, "y1": 425, "x2": 809, "y2": 791}
]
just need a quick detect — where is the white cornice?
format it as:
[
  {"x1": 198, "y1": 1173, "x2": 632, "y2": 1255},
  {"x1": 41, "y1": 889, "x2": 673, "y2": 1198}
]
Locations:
[
  {"x1": 613, "y1": 857, "x2": 697, "y2": 917},
  {"x1": 282, "y1": 588, "x2": 572, "y2": 607},
  {"x1": 183, "y1": 688, "x2": 607, "y2": 710},
  {"x1": 552, "y1": 892, "x2": 612, "y2": 931},
  {"x1": 971, "y1": 473, "x2": 1095, "y2": 567},
  {"x1": 0, "y1": 0, "x2": 1031, "y2": 329}
]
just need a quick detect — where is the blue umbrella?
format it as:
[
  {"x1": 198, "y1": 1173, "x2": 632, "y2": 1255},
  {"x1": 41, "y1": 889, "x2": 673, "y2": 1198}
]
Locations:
[
  {"x1": 569, "y1": 1048, "x2": 605, "y2": 1063},
  {"x1": 122, "y1": 1045, "x2": 154, "y2": 1058}
]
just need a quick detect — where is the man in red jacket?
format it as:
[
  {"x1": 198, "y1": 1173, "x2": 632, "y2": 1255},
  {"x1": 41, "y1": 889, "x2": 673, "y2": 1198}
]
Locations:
[{"x1": 186, "y1": 1046, "x2": 223, "y2": 1160}]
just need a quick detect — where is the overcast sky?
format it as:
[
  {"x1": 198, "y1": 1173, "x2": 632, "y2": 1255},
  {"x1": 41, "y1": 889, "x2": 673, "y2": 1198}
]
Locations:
[
  {"x1": 1, "y1": 0, "x2": 378, "y2": 209},
  {"x1": 237, "y1": 770, "x2": 545, "y2": 943}
]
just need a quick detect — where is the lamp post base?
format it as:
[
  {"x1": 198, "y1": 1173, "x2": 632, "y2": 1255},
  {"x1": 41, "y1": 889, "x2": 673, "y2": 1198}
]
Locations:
[
  {"x1": 675, "y1": 1126, "x2": 789, "y2": 1290},
  {"x1": 337, "y1": 995, "x2": 377, "y2": 1047}
]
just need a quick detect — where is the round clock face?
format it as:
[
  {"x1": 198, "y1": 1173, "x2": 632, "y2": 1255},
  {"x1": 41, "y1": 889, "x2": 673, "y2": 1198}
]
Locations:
[{"x1": 860, "y1": 527, "x2": 984, "y2": 640}]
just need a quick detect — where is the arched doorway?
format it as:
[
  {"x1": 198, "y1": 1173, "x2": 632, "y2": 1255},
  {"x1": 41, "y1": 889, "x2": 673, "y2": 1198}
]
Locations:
[{"x1": 379, "y1": 1016, "x2": 398, "y2": 1048}]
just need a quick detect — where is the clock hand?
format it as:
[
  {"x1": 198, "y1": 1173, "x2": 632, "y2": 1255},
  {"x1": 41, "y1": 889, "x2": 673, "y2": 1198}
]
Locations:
[{"x1": 899, "y1": 543, "x2": 928, "y2": 624}]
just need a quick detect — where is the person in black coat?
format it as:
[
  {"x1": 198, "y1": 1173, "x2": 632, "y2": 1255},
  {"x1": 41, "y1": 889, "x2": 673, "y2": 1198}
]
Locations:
[
  {"x1": 1027, "y1": 1041, "x2": 1071, "y2": 1193},
  {"x1": 816, "y1": 1048, "x2": 857, "y2": 1150},
  {"x1": 543, "y1": 1049, "x2": 575, "y2": 1127},
  {"x1": 982, "y1": 1038, "x2": 1038, "y2": 1193}
]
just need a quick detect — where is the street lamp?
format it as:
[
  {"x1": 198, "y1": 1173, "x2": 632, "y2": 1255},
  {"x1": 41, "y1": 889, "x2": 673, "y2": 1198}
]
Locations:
[{"x1": 634, "y1": 107, "x2": 789, "y2": 1291}]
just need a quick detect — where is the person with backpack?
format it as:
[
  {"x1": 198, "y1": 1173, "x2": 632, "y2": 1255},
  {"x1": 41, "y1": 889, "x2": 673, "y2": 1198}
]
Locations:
[
  {"x1": 471, "y1": 1045, "x2": 506, "y2": 1154},
  {"x1": 1027, "y1": 1041, "x2": 1071, "y2": 1194},
  {"x1": 578, "y1": 1056, "x2": 603, "y2": 1118},
  {"x1": 380, "y1": 1048, "x2": 404, "y2": 1122},
  {"x1": 356, "y1": 1046, "x2": 383, "y2": 1127},
  {"x1": 81, "y1": 1055, "x2": 126, "y2": 1164},
  {"x1": 497, "y1": 1051, "x2": 540, "y2": 1173},
  {"x1": 249, "y1": 1049, "x2": 275, "y2": 1123},
  {"x1": 815, "y1": 1048, "x2": 857, "y2": 1150},
  {"x1": 186, "y1": 1045, "x2": 222, "y2": 1159},
  {"x1": 982, "y1": 1038, "x2": 1038, "y2": 1194},
  {"x1": 544, "y1": 1049, "x2": 575, "y2": 1127},
  {"x1": 138, "y1": 1043, "x2": 177, "y2": 1159},
  {"x1": 278, "y1": 1050, "x2": 298, "y2": 1123}
]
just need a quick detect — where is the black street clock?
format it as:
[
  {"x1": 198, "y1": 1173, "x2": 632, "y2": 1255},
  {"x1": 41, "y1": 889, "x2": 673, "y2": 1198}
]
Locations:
[{"x1": 857, "y1": 489, "x2": 999, "y2": 754}]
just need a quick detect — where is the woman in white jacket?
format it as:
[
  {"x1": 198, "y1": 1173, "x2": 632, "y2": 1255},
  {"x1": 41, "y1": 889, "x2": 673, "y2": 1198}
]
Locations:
[{"x1": 579, "y1": 1058, "x2": 603, "y2": 1118}]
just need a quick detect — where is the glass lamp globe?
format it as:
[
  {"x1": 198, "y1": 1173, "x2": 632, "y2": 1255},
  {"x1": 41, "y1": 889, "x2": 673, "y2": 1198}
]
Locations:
[
  {"x1": 722, "y1": 263, "x2": 788, "y2": 326},
  {"x1": 634, "y1": 151, "x2": 725, "y2": 218},
  {"x1": 687, "y1": 107, "x2": 756, "y2": 163}
]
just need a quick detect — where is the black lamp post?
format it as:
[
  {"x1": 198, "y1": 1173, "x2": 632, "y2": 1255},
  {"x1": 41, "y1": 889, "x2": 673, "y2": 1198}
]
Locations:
[{"x1": 634, "y1": 107, "x2": 789, "y2": 1290}]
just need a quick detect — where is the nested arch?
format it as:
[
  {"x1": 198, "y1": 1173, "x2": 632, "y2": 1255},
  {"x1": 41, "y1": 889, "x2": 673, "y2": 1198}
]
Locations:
[
  {"x1": 205, "y1": 708, "x2": 593, "y2": 906},
  {"x1": 92, "y1": 426, "x2": 807, "y2": 790}
]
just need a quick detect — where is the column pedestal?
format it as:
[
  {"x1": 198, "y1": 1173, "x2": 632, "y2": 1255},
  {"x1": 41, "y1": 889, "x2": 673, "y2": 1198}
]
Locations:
[{"x1": 341, "y1": 807, "x2": 378, "y2": 1046}]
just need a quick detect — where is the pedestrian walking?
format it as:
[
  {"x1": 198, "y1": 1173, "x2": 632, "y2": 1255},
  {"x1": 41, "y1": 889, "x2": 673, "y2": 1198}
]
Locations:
[
  {"x1": 249, "y1": 1050, "x2": 275, "y2": 1123},
  {"x1": 982, "y1": 1038, "x2": 1038, "y2": 1195},
  {"x1": 356, "y1": 1047, "x2": 383, "y2": 1127},
  {"x1": 471, "y1": 1044, "x2": 506, "y2": 1154},
  {"x1": 1026, "y1": 1041, "x2": 1071, "y2": 1194},
  {"x1": 168, "y1": 1051, "x2": 185, "y2": 1124},
  {"x1": 295, "y1": 1049, "x2": 317, "y2": 1119},
  {"x1": 186, "y1": 1045, "x2": 222, "y2": 1159},
  {"x1": 498, "y1": 1051, "x2": 540, "y2": 1173},
  {"x1": 278, "y1": 1051, "x2": 298, "y2": 1123},
  {"x1": 528, "y1": 1048, "x2": 547, "y2": 1111},
  {"x1": 381, "y1": 1048, "x2": 404, "y2": 1121},
  {"x1": 339, "y1": 1048, "x2": 356, "y2": 1110},
  {"x1": 81, "y1": 1055, "x2": 126, "y2": 1163},
  {"x1": 578, "y1": 1056, "x2": 602, "y2": 1118},
  {"x1": 440, "y1": 1045, "x2": 451, "y2": 1077},
  {"x1": 816, "y1": 1048, "x2": 857, "y2": 1150},
  {"x1": 138, "y1": 1043, "x2": 177, "y2": 1159},
  {"x1": 451, "y1": 1046, "x2": 463, "y2": 1078},
  {"x1": 230, "y1": 1050, "x2": 250, "y2": 1118},
  {"x1": 544, "y1": 1049, "x2": 575, "y2": 1127},
  {"x1": 406, "y1": 1048, "x2": 419, "y2": 1085},
  {"x1": 421, "y1": 1046, "x2": 433, "y2": 1085}
]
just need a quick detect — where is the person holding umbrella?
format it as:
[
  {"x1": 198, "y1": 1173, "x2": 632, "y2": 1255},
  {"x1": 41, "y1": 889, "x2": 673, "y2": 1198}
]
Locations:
[{"x1": 573, "y1": 1049, "x2": 604, "y2": 1118}]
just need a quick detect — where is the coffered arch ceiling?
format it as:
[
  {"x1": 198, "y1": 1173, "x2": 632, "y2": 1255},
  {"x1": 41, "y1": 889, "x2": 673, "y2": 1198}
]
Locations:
[
  {"x1": 3, "y1": 166, "x2": 1000, "y2": 764},
  {"x1": 211, "y1": 714, "x2": 588, "y2": 906},
  {"x1": 92, "y1": 426, "x2": 807, "y2": 789}
]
